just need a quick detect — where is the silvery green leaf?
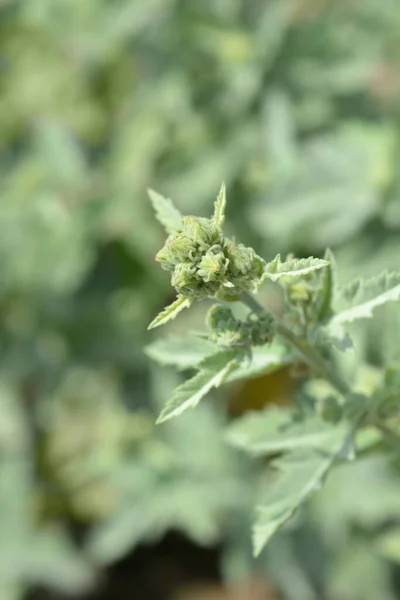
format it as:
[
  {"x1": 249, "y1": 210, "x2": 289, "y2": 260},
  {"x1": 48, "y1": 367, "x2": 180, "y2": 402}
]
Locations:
[
  {"x1": 315, "y1": 325, "x2": 354, "y2": 352},
  {"x1": 226, "y1": 342, "x2": 293, "y2": 383},
  {"x1": 157, "y1": 355, "x2": 239, "y2": 423},
  {"x1": 146, "y1": 336, "x2": 216, "y2": 369},
  {"x1": 225, "y1": 407, "x2": 346, "y2": 456},
  {"x1": 148, "y1": 189, "x2": 182, "y2": 234},
  {"x1": 148, "y1": 296, "x2": 193, "y2": 330},
  {"x1": 261, "y1": 255, "x2": 330, "y2": 283},
  {"x1": 253, "y1": 449, "x2": 338, "y2": 556},
  {"x1": 330, "y1": 271, "x2": 400, "y2": 327},
  {"x1": 212, "y1": 182, "x2": 226, "y2": 227}
]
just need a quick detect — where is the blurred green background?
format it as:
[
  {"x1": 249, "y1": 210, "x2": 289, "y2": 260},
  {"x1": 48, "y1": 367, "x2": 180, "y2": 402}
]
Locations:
[{"x1": 2, "y1": 1, "x2": 400, "y2": 599}]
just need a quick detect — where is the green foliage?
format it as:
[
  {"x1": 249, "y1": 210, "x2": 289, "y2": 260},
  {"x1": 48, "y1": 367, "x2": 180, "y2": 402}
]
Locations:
[
  {"x1": 333, "y1": 271, "x2": 400, "y2": 325},
  {"x1": 261, "y1": 255, "x2": 330, "y2": 283},
  {"x1": 3, "y1": 0, "x2": 400, "y2": 598},
  {"x1": 149, "y1": 188, "x2": 400, "y2": 562},
  {"x1": 149, "y1": 186, "x2": 265, "y2": 311},
  {"x1": 148, "y1": 189, "x2": 183, "y2": 235},
  {"x1": 146, "y1": 335, "x2": 216, "y2": 369},
  {"x1": 225, "y1": 407, "x2": 346, "y2": 456},
  {"x1": 252, "y1": 449, "x2": 338, "y2": 557},
  {"x1": 156, "y1": 351, "x2": 240, "y2": 424},
  {"x1": 148, "y1": 295, "x2": 193, "y2": 330}
]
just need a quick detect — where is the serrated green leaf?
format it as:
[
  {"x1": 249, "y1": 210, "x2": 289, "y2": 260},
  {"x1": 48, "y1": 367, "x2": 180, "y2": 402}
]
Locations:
[
  {"x1": 157, "y1": 356, "x2": 239, "y2": 423},
  {"x1": 148, "y1": 296, "x2": 193, "y2": 330},
  {"x1": 199, "y1": 349, "x2": 243, "y2": 371},
  {"x1": 145, "y1": 336, "x2": 216, "y2": 369},
  {"x1": 212, "y1": 182, "x2": 226, "y2": 227},
  {"x1": 261, "y1": 255, "x2": 330, "y2": 283},
  {"x1": 315, "y1": 325, "x2": 354, "y2": 352},
  {"x1": 331, "y1": 271, "x2": 400, "y2": 327},
  {"x1": 226, "y1": 407, "x2": 346, "y2": 456},
  {"x1": 148, "y1": 189, "x2": 182, "y2": 234},
  {"x1": 253, "y1": 449, "x2": 337, "y2": 556},
  {"x1": 226, "y1": 342, "x2": 293, "y2": 383}
]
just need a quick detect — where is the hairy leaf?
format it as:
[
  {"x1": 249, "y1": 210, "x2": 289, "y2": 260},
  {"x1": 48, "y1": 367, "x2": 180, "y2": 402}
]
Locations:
[
  {"x1": 226, "y1": 408, "x2": 346, "y2": 456},
  {"x1": 148, "y1": 296, "x2": 192, "y2": 330},
  {"x1": 145, "y1": 336, "x2": 216, "y2": 369},
  {"x1": 157, "y1": 355, "x2": 239, "y2": 423},
  {"x1": 226, "y1": 343, "x2": 293, "y2": 383},
  {"x1": 331, "y1": 271, "x2": 400, "y2": 327},
  {"x1": 253, "y1": 449, "x2": 337, "y2": 556},
  {"x1": 212, "y1": 182, "x2": 226, "y2": 228},
  {"x1": 314, "y1": 326, "x2": 354, "y2": 353},
  {"x1": 261, "y1": 255, "x2": 330, "y2": 283},
  {"x1": 148, "y1": 189, "x2": 182, "y2": 234}
]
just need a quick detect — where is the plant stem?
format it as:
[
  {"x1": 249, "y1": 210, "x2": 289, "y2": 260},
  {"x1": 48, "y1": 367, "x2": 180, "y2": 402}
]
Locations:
[{"x1": 241, "y1": 291, "x2": 349, "y2": 396}]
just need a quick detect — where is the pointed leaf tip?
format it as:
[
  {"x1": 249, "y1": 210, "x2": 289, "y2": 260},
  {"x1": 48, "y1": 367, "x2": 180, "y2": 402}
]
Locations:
[
  {"x1": 148, "y1": 188, "x2": 182, "y2": 234},
  {"x1": 213, "y1": 182, "x2": 226, "y2": 227},
  {"x1": 148, "y1": 296, "x2": 192, "y2": 330}
]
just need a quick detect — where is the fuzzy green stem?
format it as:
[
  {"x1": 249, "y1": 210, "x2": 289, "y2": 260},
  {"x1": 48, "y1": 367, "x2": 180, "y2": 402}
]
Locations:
[{"x1": 240, "y1": 291, "x2": 349, "y2": 396}]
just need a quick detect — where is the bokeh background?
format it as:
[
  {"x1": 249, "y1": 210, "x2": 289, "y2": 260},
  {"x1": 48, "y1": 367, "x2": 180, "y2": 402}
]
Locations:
[{"x1": 3, "y1": 1, "x2": 400, "y2": 599}]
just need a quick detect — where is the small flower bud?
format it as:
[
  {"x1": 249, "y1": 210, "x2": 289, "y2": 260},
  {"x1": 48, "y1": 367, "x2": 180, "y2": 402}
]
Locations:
[
  {"x1": 171, "y1": 262, "x2": 196, "y2": 288},
  {"x1": 207, "y1": 305, "x2": 236, "y2": 331},
  {"x1": 206, "y1": 305, "x2": 246, "y2": 348},
  {"x1": 248, "y1": 314, "x2": 275, "y2": 346},
  {"x1": 155, "y1": 244, "x2": 177, "y2": 271},
  {"x1": 197, "y1": 246, "x2": 229, "y2": 283},
  {"x1": 225, "y1": 242, "x2": 254, "y2": 276},
  {"x1": 156, "y1": 231, "x2": 194, "y2": 270},
  {"x1": 182, "y1": 216, "x2": 213, "y2": 245},
  {"x1": 182, "y1": 216, "x2": 225, "y2": 247},
  {"x1": 171, "y1": 262, "x2": 202, "y2": 297}
]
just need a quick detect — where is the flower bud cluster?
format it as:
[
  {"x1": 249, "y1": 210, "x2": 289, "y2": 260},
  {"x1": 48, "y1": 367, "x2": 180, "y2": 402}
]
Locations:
[
  {"x1": 206, "y1": 305, "x2": 275, "y2": 349},
  {"x1": 156, "y1": 216, "x2": 264, "y2": 299}
]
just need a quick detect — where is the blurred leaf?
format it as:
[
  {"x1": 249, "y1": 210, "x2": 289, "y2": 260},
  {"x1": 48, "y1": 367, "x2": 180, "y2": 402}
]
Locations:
[
  {"x1": 331, "y1": 271, "x2": 400, "y2": 327},
  {"x1": 225, "y1": 408, "x2": 346, "y2": 456},
  {"x1": 148, "y1": 189, "x2": 183, "y2": 235},
  {"x1": 253, "y1": 449, "x2": 338, "y2": 557},
  {"x1": 226, "y1": 342, "x2": 293, "y2": 382},
  {"x1": 146, "y1": 335, "x2": 216, "y2": 369}
]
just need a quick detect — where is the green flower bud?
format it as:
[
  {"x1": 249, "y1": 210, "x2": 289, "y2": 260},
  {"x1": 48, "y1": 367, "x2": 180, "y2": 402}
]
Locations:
[
  {"x1": 171, "y1": 262, "x2": 202, "y2": 297},
  {"x1": 247, "y1": 314, "x2": 275, "y2": 346},
  {"x1": 182, "y1": 216, "x2": 224, "y2": 246},
  {"x1": 225, "y1": 242, "x2": 254, "y2": 276},
  {"x1": 206, "y1": 305, "x2": 246, "y2": 348},
  {"x1": 249, "y1": 253, "x2": 265, "y2": 280},
  {"x1": 171, "y1": 262, "x2": 196, "y2": 288},
  {"x1": 221, "y1": 242, "x2": 265, "y2": 294},
  {"x1": 156, "y1": 231, "x2": 194, "y2": 270},
  {"x1": 155, "y1": 244, "x2": 177, "y2": 271},
  {"x1": 207, "y1": 305, "x2": 236, "y2": 331},
  {"x1": 197, "y1": 246, "x2": 229, "y2": 283},
  {"x1": 182, "y1": 216, "x2": 213, "y2": 244}
]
